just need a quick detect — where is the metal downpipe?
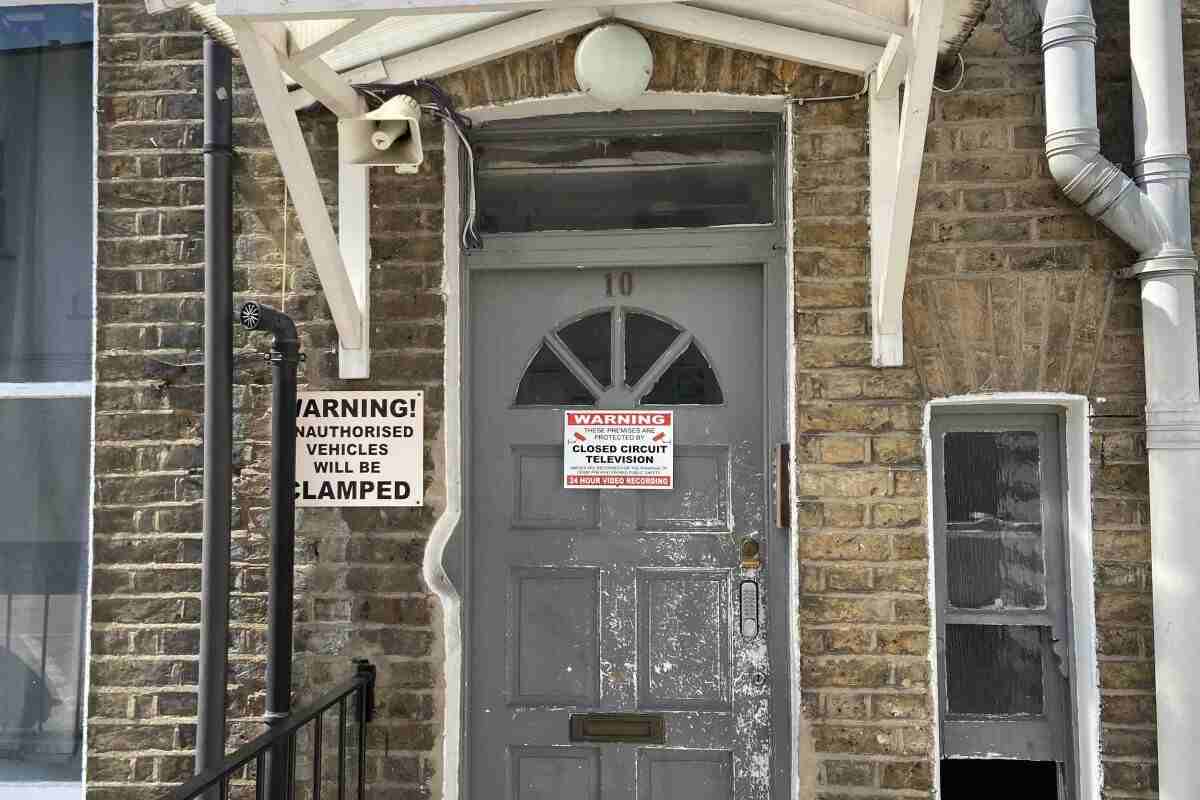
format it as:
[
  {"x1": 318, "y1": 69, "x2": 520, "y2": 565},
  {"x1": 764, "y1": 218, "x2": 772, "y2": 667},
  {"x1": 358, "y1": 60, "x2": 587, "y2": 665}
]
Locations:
[
  {"x1": 1043, "y1": 1, "x2": 1200, "y2": 797},
  {"x1": 196, "y1": 34, "x2": 234, "y2": 797},
  {"x1": 238, "y1": 301, "x2": 300, "y2": 800},
  {"x1": 1129, "y1": 6, "x2": 1200, "y2": 799},
  {"x1": 1041, "y1": 0, "x2": 1173, "y2": 259}
]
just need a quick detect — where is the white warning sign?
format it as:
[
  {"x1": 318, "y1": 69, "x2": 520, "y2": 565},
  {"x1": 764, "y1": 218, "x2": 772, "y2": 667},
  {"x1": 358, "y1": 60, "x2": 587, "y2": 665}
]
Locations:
[
  {"x1": 563, "y1": 411, "x2": 673, "y2": 489},
  {"x1": 296, "y1": 391, "x2": 423, "y2": 507}
]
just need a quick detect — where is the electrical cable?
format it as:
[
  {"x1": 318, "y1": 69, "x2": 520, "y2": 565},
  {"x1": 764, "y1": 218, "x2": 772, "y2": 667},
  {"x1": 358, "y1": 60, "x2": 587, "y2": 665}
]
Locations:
[
  {"x1": 790, "y1": 74, "x2": 870, "y2": 105},
  {"x1": 352, "y1": 78, "x2": 482, "y2": 249},
  {"x1": 933, "y1": 53, "x2": 967, "y2": 93},
  {"x1": 424, "y1": 103, "x2": 482, "y2": 250}
]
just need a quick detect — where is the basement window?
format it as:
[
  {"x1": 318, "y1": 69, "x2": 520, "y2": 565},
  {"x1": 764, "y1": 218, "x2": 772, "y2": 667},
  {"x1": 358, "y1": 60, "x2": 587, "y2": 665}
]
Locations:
[{"x1": 931, "y1": 412, "x2": 1075, "y2": 799}]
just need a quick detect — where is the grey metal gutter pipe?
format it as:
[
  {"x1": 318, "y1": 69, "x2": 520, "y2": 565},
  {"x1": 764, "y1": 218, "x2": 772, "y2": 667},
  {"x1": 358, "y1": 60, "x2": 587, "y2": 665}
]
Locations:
[
  {"x1": 1041, "y1": 1, "x2": 1200, "y2": 797},
  {"x1": 196, "y1": 34, "x2": 234, "y2": 800},
  {"x1": 237, "y1": 301, "x2": 301, "y2": 800}
]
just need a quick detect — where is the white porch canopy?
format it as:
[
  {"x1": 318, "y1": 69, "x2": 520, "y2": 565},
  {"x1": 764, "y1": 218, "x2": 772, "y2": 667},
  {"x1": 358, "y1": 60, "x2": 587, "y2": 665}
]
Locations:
[{"x1": 150, "y1": 0, "x2": 985, "y2": 376}]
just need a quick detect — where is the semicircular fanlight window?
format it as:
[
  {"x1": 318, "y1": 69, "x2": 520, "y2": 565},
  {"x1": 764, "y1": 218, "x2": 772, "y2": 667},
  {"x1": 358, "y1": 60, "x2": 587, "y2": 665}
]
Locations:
[
  {"x1": 642, "y1": 341, "x2": 723, "y2": 405},
  {"x1": 514, "y1": 308, "x2": 723, "y2": 407},
  {"x1": 515, "y1": 342, "x2": 595, "y2": 406},
  {"x1": 624, "y1": 313, "x2": 681, "y2": 389},
  {"x1": 558, "y1": 311, "x2": 612, "y2": 388}
]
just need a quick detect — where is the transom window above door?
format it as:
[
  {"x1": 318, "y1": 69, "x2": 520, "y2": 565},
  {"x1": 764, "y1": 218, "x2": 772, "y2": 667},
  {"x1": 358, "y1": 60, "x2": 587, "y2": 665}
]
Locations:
[
  {"x1": 514, "y1": 308, "x2": 724, "y2": 408},
  {"x1": 473, "y1": 121, "x2": 779, "y2": 234}
]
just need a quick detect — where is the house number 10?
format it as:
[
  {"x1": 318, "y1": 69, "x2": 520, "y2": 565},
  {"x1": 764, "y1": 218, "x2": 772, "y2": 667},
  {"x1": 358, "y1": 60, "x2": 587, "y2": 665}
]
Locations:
[{"x1": 605, "y1": 271, "x2": 634, "y2": 297}]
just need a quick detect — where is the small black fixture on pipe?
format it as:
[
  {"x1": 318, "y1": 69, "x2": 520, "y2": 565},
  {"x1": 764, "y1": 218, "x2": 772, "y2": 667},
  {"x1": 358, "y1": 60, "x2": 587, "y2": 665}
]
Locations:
[
  {"x1": 196, "y1": 34, "x2": 234, "y2": 798},
  {"x1": 238, "y1": 300, "x2": 301, "y2": 800}
]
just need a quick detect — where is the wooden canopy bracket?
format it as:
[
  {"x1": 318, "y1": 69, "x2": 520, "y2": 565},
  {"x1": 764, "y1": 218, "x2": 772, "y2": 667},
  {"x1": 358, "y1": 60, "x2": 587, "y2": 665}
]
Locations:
[
  {"x1": 222, "y1": 0, "x2": 943, "y2": 375},
  {"x1": 869, "y1": 0, "x2": 944, "y2": 367},
  {"x1": 231, "y1": 19, "x2": 373, "y2": 378}
]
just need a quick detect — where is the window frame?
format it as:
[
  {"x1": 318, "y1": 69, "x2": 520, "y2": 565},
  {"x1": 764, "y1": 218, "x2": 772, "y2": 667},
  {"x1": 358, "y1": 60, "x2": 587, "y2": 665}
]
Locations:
[
  {"x1": 928, "y1": 401, "x2": 1096, "y2": 800},
  {"x1": 470, "y1": 113, "x2": 781, "y2": 237},
  {"x1": 0, "y1": 11, "x2": 95, "y2": 793},
  {"x1": 0, "y1": 387, "x2": 95, "y2": 795}
]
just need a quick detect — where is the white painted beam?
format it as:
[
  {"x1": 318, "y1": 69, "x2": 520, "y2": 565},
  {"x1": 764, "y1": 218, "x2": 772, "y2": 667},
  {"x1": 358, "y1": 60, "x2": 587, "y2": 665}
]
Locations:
[
  {"x1": 217, "y1": 0, "x2": 669, "y2": 22},
  {"x1": 291, "y1": 60, "x2": 388, "y2": 109},
  {"x1": 693, "y1": 0, "x2": 905, "y2": 44},
  {"x1": 289, "y1": 15, "x2": 390, "y2": 65},
  {"x1": 257, "y1": 18, "x2": 366, "y2": 117},
  {"x1": 284, "y1": 54, "x2": 364, "y2": 116},
  {"x1": 870, "y1": 0, "x2": 944, "y2": 366},
  {"x1": 231, "y1": 19, "x2": 365, "y2": 348},
  {"x1": 338, "y1": 138, "x2": 372, "y2": 379},
  {"x1": 614, "y1": 3, "x2": 884, "y2": 75},
  {"x1": 873, "y1": 33, "x2": 907, "y2": 98},
  {"x1": 869, "y1": 72, "x2": 901, "y2": 365},
  {"x1": 380, "y1": 7, "x2": 602, "y2": 84}
]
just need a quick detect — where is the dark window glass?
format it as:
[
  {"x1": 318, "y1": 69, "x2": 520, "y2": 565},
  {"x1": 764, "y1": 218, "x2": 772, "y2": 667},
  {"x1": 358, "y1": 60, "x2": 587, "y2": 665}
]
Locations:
[
  {"x1": 558, "y1": 311, "x2": 611, "y2": 388},
  {"x1": 476, "y1": 129, "x2": 775, "y2": 233},
  {"x1": 0, "y1": 397, "x2": 89, "y2": 782},
  {"x1": 943, "y1": 431, "x2": 1046, "y2": 609},
  {"x1": 515, "y1": 343, "x2": 594, "y2": 407},
  {"x1": 946, "y1": 625, "x2": 1044, "y2": 716},
  {"x1": 624, "y1": 313, "x2": 680, "y2": 388},
  {"x1": 643, "y1": 343, "x2": 723, "y2": 406},
  {"x1": 947, "y1": 531, "x2": 1045, "y2": 610},
  {"x1": 0, "y1": 40, "x2": 93, "y2": 381},
  {"x1": 941, "y1": 760, "x2": 1059, "y2": 799},
  {"x1": 0, "y1": 5, "x2": 93, "y2": 51},
  {"x1": 944, "y1": 431, "x2": 1042, "y2": 524},
  {"x1": 0, "y1": 24, "x2": 92, "y2": 788}
]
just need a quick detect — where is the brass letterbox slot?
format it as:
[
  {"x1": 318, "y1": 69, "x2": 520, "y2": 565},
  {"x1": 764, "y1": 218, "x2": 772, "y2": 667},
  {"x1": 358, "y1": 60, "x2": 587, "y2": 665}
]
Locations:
[{"x1": 568, "y1": 713, "x2": 666, "y2": 744}]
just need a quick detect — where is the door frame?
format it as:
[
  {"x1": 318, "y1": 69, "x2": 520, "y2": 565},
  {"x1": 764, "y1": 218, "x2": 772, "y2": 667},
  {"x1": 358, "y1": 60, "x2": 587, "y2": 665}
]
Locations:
[{"x1": 426, "y1": 103, "x2": 798, "y2": 800}]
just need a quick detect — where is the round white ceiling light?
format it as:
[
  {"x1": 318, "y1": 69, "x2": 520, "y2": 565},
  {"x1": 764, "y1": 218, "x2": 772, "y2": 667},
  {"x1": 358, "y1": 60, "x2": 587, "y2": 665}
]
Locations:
[{"x1": 574, "y1": 24, "x2": 653, "y2": 108}]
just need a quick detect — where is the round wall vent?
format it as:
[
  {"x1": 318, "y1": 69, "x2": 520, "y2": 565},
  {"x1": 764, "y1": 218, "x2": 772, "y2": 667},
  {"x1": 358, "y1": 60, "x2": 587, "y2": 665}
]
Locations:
[{"x1": 574, "y1": 24, "x2": 653, "y2": 108}]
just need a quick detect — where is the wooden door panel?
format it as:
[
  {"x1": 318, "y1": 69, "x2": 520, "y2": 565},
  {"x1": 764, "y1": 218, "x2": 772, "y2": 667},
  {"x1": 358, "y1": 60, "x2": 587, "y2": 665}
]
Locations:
[{"x1": 470, "y1": 265, "x2": 769, "y2": 800}]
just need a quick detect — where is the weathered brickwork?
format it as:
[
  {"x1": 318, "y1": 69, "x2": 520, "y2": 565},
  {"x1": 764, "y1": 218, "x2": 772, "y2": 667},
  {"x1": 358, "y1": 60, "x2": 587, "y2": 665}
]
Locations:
[
  {"x1": 93, "y1": 4, "x2": 445, "y2": 796},
  {"x1": 908, "y1": 3, "x2": 1160, "y2": 796},
  {"x1": 91, "y1": 0, "x2": 1171, "y2": 798}
]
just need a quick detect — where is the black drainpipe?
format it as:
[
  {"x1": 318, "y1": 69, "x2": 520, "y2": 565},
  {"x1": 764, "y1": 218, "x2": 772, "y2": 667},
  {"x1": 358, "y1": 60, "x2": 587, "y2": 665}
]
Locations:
[
  {"x1": 196, "y1": 34, "x2": 234, "y2": 796},
  {"x1": 237, "y1": 300, "x2": 300, "y2": 800}
]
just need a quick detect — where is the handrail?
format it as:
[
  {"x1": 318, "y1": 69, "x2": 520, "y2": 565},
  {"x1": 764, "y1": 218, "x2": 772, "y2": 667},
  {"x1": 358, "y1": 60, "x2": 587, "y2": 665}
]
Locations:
[{"x1": 159, "y1": 660, "x2": 375, "y2": 800}]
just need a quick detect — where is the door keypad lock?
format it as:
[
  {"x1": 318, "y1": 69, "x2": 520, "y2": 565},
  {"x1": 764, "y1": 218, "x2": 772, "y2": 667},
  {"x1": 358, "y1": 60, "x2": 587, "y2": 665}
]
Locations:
[{"x1": 739, "y1": 579, "x2": 760, "y2": 640}]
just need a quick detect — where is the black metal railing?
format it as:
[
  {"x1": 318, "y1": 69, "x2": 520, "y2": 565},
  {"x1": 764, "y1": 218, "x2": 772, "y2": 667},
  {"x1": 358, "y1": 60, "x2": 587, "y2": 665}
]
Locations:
[{"x1": 161, "y1": 660, "x2": 376, "y2": 800}]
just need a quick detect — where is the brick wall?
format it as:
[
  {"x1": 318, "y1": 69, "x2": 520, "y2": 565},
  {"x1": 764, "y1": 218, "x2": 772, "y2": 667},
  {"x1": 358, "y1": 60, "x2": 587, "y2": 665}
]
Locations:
[
  {"x1": 92, "y1": 5, "x2": 446, "y2": 795},
  {"x1": 90, "y1": 1, "x2": 1166, "y2": 798},
  {"x1": 794, "y1": 2, "x2": 1161, "y2": 795}
]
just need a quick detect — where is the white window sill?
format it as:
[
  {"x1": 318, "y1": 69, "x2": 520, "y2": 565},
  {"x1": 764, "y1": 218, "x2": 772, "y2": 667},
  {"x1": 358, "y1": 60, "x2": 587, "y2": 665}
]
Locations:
[{"x1": 0, "y1": 783, "x2": 82, "y2": 800}]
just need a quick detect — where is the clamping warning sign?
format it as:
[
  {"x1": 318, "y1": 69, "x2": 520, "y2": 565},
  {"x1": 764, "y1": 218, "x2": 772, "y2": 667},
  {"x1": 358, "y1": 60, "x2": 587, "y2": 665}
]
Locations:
[
  {"x1": 295, "y1": 391, "x2": 423, "y2": 507},
  {"x1": 563, "y1": 411, "x2": 673, "y2": 489}
]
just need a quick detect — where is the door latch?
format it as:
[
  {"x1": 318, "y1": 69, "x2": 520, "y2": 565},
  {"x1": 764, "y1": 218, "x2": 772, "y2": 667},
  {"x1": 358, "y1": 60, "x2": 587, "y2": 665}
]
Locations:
[{"x1": 740, "y1": 538, "x2": 762, "y2": 570}]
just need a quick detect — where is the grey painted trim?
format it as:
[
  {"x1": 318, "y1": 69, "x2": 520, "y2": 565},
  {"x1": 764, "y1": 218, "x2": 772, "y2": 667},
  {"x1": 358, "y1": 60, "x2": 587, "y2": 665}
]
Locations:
[
  {"x1": 465, "y1": 229, "x2": 781, "y2": 268},
  {"x1": 763, "y1": 233, "x2": 791, "y2": 800},
  {"x1": 929, "y1": 411, "x2": 1073, "y2": 777},
  {"x1": 471, "y1": 109, "x2": 783, "y2": 137}
]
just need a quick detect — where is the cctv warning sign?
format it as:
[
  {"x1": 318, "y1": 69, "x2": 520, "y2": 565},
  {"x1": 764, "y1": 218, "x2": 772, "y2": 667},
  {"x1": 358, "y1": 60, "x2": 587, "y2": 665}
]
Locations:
[
  {"x1": 296, "y1": 391, "x2": 423, "y2": 507},
  {"x1": 563, "y1": 411, "x2": 673, "y2": 489}
]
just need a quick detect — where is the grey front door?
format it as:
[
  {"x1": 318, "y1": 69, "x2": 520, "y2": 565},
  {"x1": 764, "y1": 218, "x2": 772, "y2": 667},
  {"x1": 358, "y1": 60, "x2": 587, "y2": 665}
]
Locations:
[{"x1": 468, "y1": 263, "x2": 776, "y2": 800}]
